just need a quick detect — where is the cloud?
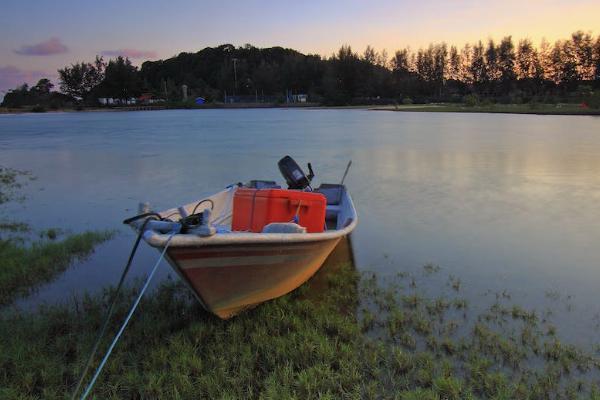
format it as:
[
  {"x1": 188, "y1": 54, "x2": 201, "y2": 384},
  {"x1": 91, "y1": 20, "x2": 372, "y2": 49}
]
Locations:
[
  {"x1": 101, "y1": 48, "x2": 158, "y2": 59},
  {"x1": 0, "y1": 66, "x2": 53, "y2": 95},
  {"x1": 14, "y1": 37, "x2": 68, "y2": 56}
]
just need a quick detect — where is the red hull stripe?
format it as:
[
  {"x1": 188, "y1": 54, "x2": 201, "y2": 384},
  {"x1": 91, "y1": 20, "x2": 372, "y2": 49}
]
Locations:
[
  {"x1": 170, "y1": 244, "x2": 321, "y2": 260},
  {"x1": 177, "y1": 254, "x2": 308, "y2": 269},
  {"x1": 172, "y1": 248, "x2": 317, "y2": 260}
]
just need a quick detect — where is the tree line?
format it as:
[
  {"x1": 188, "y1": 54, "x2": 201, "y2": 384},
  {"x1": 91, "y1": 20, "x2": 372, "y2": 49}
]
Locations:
[{"x1": 2, "y1": 31, "x2": 600, "y2": 108}]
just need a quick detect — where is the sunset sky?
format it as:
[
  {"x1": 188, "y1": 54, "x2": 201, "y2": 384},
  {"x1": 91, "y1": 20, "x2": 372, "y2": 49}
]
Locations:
[{"x1": 0, "y1": 0, "x2": 598, "y2": 94}]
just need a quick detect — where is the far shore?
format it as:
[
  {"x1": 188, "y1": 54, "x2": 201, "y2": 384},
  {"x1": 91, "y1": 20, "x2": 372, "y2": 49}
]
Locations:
[{"x1": 1, "y1": 102, "x2": 599, "y2": 116}]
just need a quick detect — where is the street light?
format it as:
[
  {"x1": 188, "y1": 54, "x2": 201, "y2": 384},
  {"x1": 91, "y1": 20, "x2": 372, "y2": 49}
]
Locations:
[{"x1": 232, "y1": 58, "x2": 238, "y2": 96}]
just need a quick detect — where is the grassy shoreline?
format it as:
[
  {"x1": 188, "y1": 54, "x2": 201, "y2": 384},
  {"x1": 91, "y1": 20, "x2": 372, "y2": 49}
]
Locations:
[
  {"x1": 0, "y1": 164, "x2": 115, "y2": 306},
  {"x1": 0, "y1": 230, "x2": 115, "y2": 306},
  {"x1": 372, "y1": 103, "x2": 600, "y2": 116},
  {"x1": 2, "y1": 102, "x2": 599, "y2": 116},
  {"x1": 1, "y1": 257, "x2": 599, "y2": 399}
]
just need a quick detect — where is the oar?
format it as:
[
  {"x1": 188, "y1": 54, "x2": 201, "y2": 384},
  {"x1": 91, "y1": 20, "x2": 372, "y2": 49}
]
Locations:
[{"x1": 340, "y1": 160, "x2": 352, "y2": 185}]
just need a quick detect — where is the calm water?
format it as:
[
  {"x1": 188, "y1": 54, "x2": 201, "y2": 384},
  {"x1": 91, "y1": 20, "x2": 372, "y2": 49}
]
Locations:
[{"x1": 1, "y1": 109, "x2": 599, "y2": 345}]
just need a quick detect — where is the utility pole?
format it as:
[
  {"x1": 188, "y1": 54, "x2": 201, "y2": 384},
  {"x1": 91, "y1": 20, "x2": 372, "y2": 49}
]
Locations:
[{"x1": 232, "y1": 58, "x2": 238, "y2": 96}]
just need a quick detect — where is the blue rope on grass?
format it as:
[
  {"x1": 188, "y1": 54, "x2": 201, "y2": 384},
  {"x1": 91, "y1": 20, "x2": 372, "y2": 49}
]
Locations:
[{"x1": 79, "y1": 233, "x2": 175, "y2": 400}]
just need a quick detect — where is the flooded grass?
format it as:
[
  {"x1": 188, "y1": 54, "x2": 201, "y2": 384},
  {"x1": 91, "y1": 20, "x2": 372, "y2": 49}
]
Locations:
[
  {"x1": 1, "y1": 260, "x2": 600, "y2": 399},
  {"x1": 0, "y1": 230, "x2": 114, "y2": 306}
]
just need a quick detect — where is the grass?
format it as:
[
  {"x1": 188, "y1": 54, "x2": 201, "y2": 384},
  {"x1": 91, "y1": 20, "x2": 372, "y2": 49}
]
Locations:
[
  {"x1": 1, "y1": 260, "x2": 599, "y2": 399},
  {"x1": 375, "y1": 102, "x2": 600, "y2": 115},
  {"x1": 0, "y1": 262, "x2": 365, "y2": 399},
  {"x1": 0, "y1": 230, "x2": 114, "y2": 306},
  {"x1": 0, "y1": 164, "x2": 115, "y2": 306}
]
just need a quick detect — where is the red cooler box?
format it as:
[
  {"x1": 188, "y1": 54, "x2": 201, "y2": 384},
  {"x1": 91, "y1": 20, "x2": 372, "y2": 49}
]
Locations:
[{"x1": 232, "y1": 188, "x2": 326, "y2": 233}]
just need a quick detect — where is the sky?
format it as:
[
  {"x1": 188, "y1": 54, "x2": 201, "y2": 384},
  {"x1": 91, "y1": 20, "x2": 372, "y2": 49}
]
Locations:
[{"x1": 0, "y1": 0, "x2": 598, "y2": 94}]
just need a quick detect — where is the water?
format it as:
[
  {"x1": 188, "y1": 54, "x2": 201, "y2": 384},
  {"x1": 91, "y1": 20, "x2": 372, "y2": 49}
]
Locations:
[{"x1": 1, "y1": 109, "x2": 599, "y2": 346}]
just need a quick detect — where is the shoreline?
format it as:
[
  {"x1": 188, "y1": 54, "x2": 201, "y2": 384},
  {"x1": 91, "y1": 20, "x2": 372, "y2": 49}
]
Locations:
[
  {"x1": 370, "y1": 103, "x2": 600, "y2": 116},
  {"x1": 1, "y1": 102, "x2": 599, "y2": 116}
]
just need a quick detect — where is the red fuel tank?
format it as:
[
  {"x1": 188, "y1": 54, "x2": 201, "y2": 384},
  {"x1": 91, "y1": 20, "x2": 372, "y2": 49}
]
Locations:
[{"x1": 232, "y1": 188, "x2": 326, "y2": 233}]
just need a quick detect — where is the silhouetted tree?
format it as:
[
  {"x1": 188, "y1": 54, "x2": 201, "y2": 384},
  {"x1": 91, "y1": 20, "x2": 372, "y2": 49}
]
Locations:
[
  {"x1": 98, "y1": 57, "x2": 141, "y2": 101},
  {"x1": 44, "y1": 31, "x2": 598, "y2": 107},
  {"x1": 58, "y1": 56, "x2": 105, "y2": 101},
  {"x1": 363, "y1": 45, "x2": 376, "y2": 64},
  {"x1": 498, "y1": 36, "x2": 516, "y2": 85},
  {"x1": 31, "y1": 78, "x2": 54, "y2": 95},
  {"x1": 485, "y1": 40, "x2": 500, "y2": 82},
  {"x1": 570, "y1": 31, "x2": 595, "y2": 81},
  {"x1": 470, "y1": 41, "x2": 487, "y2": 89},
  {"x1": 460, "y1": 44, "x2": 472, "y2": 84},
  {"x1": 594, "y1": 36, "x2": 600, "y2": 85},
  {"x1": 550, "y1": 40, "x2": 578, "y2": 89},
  {"x1": 448, "y1": 46, "x2": 461, "y2": 81},
  {"x1": 375, "y1": 49, "x2": 389, "y2": 68},
  {"x1": 1, "y1": 80, "x2": 71, "y2": 108}
]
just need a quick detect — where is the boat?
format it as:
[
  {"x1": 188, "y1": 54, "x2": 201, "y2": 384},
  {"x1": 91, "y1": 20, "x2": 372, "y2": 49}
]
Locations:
[{"x1": 125, "y1": 156, "x2": 357, "y2": 319}]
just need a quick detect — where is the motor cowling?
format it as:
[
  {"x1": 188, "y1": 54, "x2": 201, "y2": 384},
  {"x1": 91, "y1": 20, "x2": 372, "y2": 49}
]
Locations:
[{"x1": 278, "y1": 155, "x2": 314, "y2": 190}]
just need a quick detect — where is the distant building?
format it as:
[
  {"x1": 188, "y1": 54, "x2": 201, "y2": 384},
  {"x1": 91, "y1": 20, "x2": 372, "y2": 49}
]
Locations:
[
  {"x1": 98, "y1": 97, "x2": 113, "y2": 105},
  {"x1": 293, "y1": 94, "x2": 308, "y2": 103},
  {"x1": 286, "y1": 91, "x2": 308, "y2": 103},
  {"x1": 98, "y1": 97, "x2": 140, "y2": 106},
  {"x1": 137, "y1": 93, "x2": 166, "y2": 104}
]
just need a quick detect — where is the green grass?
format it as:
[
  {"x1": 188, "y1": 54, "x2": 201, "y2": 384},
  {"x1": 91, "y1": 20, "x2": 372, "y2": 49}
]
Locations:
[
  {"x1": 1, "y1": 261, "x2": 599, "y2": 399},
  {"x1": 0, "y1": 262, "x2": 365, "y2": 399},
  {"x1": 0, "y1": 230, "x2": 114, "y2": 305},
  {"x1": 376, "y1": 102, "x2": 600, "y2": 115}
]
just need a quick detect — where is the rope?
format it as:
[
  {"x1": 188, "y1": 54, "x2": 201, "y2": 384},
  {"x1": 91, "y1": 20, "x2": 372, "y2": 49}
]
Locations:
[
  {"x1": 78, "y1": 233, "x2": 175, "y2": 400},
  {"x1": 70, "y1": 218, "x2": 155, "y2": 400}
]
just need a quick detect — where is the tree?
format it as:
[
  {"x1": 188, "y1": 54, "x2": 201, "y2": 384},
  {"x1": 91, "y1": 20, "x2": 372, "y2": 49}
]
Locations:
[
  {"x1": 392, "y1": 48, "x2": 411, "y2": 73},
  {"x1": 58, "y1": 56, "x2": 105, "y2": 100},
  {"x1": 100, "y1": 57, "x2": 141, "y2": 101},
  {"x1": 594, "y1": 36, "x2": 600, "y2": 84},
  {"x1": 485, "y1": 40, "x2": 500, "y2": 81},
  {"x1": 362, "y1": 45, "x2": 376, "y2": 64},
  {"x1": 433, "y1": 43, "x2": 448, "y2": 82},
  {"x1": 517, "y1": 39, "x2": 537, "y2": 79},
  {"x1": 570, "y1": 31, "x2": 594, "y2": 81},
  {"x1": 1, "y1": 84, "x2": 29, "y2": 107},
  {"x1": 497, "y1": 36, "x2": 516, "y2": 83},
  {"x1": 448, "y1": 46, "x2": 462, "y2": 81},
  {"x1": 416, "y1": 46, "x2": 435, "y2": 82},
  {"x1": 375, "y1": 49, "x2": 389, "y2": 69},
  {"x1": 31, "y1": 78, "x2": 54, "y2": 95},
  {"x1": 550, "y1": 40, "x2": 578, "y2": 86},
  {"x1": 538, "y1": 38, "x2": 553, "y2": 81},
  {"x1": 1, "y1": 80, "x2": 71, "y2": 108},
  {"x1": 330, "y1": 45, "x2": 361, "y2": 102},
  {"x1": 460, "y1": 44, "x2": 473, "y2": 83},
  {"x1": 432, "y1": 44, "x2": 448, "y2": 96},
  {"x1": 469, "y1": 41, "x2": 487, "y2": 86}
]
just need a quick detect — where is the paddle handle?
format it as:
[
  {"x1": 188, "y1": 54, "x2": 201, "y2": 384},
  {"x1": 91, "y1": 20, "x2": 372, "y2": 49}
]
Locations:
[{"x1": 340, "y1": 160, "x2": 352, "y2": 185}]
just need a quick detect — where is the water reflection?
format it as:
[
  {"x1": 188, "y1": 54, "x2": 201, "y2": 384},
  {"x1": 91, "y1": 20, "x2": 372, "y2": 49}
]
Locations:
[{"x1": 1, "y1": 109, "x2": 599, "y2": 345}]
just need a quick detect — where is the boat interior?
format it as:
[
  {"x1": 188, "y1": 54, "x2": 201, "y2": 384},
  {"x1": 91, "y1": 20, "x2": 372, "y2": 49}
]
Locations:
[
  {"x1": 155, "y1": 182, "x2": 355, "y2": 236},
  {"x1": 127, "y1": 156, "x2": 357, "y2": 242}
]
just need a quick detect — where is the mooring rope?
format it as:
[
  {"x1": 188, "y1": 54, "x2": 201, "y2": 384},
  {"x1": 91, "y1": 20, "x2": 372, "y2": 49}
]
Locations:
[
  {"x1": 70, "y1": 218, "x2": 156, "y2": 400},
  {"x1": 78, "y1": 233, "x2": 175, "y2": 400}
]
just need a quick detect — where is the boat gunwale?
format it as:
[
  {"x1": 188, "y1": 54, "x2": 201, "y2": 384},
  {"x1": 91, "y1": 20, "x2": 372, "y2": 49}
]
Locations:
[{"x1": 140, "y1": 190, "x2": 358, "y2": 249}]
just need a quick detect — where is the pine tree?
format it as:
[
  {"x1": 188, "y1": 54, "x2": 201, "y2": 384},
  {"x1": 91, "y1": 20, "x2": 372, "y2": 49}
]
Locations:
[{"x1": 498, "y1": 36, "x2": 516, "y2": 83}]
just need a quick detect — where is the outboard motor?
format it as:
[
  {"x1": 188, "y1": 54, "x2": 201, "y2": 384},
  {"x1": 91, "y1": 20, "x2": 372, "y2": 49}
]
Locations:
[{"x1": 278, "y1": 155, "x2": 314, "y2": 190}]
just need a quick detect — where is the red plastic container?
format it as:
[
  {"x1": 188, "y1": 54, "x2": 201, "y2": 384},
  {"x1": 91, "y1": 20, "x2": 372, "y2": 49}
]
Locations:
[{"x1": 232, "y1": 188, "x2": 326, "y2": 233}]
